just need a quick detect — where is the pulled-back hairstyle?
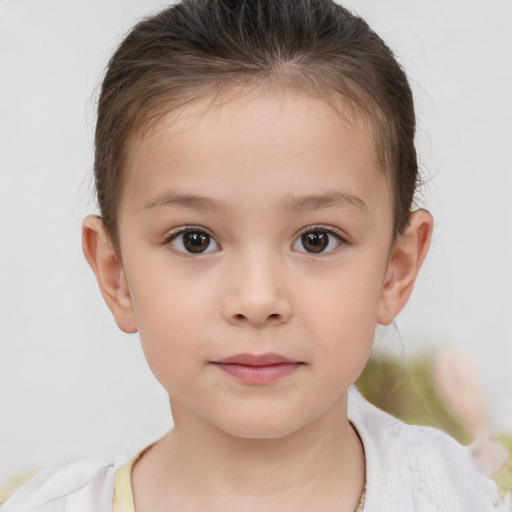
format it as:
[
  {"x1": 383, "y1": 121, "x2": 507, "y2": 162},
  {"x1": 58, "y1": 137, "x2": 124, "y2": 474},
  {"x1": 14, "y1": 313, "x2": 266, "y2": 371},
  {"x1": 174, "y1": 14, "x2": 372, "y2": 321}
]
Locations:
[{"x1": 95, "y1": 0, "x2": 418, "y2": 250}]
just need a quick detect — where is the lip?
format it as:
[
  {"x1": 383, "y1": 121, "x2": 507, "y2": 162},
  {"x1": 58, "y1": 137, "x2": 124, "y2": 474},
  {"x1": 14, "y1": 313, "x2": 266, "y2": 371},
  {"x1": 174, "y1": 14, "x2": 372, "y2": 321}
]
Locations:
[
  {"x1": 214, "y1": 353, "x2": 298, "y2": 366},
  {"x1": 211, "y1": 353, "x2": 304, "y2": 384}
]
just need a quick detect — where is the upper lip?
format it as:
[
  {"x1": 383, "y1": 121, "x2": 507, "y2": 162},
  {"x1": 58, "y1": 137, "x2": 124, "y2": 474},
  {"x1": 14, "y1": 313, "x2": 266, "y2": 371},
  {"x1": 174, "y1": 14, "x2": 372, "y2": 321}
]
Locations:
[{"x1": 212, "y1": 353, "x2": 299, "y2": 366}]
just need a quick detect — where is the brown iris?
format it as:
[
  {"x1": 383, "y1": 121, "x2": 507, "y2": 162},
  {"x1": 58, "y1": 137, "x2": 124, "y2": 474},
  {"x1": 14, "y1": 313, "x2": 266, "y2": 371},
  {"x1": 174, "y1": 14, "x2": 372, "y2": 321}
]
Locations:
[
  {"x1": 183, "y1": 231, "x2": 211, "y2": 253},
  {"x1": 301, "y1": 230, "x2": 328, "y2": 253}
]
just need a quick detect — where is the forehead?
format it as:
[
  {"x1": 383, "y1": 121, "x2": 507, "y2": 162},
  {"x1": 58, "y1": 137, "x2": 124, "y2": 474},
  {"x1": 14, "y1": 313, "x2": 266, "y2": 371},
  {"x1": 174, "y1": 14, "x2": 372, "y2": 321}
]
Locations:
[{"x1": 121, "y1": 89, "x2": 392, "y2": 221}]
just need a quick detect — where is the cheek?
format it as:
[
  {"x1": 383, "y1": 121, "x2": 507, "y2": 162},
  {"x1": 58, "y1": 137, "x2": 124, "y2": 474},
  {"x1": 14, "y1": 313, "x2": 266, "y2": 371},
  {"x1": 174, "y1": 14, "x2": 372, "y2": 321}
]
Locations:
[
  {"x1": 127, "y1": 267, "x2": 217, "y2": 387},
  {"x1": 312, "y1": 299, "x2": 376, "y2": 364},
  {"x1": 297, "y1": 264, "x2": 384, "y2": 374}
]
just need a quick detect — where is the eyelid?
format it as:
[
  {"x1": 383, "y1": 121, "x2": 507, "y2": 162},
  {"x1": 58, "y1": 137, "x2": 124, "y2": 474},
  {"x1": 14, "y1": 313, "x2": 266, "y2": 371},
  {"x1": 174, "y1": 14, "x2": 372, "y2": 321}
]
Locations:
[{"x1": 165, "y1": 225, "x2": 214, "y2": 240}]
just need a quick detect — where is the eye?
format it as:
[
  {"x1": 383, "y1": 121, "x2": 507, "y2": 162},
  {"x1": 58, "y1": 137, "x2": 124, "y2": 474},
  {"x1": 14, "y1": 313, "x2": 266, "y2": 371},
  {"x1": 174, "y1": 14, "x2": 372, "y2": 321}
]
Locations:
[
  {"x1": 292, "y1": 227, "x2": 344, "y2": 254},
  {"x1": 168, "y1": 229, "x2": 220, "y2": 254}
]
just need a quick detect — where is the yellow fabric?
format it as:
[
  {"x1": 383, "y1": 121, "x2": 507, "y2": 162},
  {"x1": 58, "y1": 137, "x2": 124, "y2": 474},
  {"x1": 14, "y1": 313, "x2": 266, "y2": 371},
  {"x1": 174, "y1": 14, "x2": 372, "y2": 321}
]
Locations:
[
  {"x1": 0, "y1": 469, "x2": 39, "y2": 505},
  {"x1": 112, "y1": 453, "x2": 139, "y2": 512},
  {"x1": 356, "y1": 485, "x2": 366, "y2": 511},
  {"x1": 112, "y1": 449, "x2": 366, "y2": 512}
]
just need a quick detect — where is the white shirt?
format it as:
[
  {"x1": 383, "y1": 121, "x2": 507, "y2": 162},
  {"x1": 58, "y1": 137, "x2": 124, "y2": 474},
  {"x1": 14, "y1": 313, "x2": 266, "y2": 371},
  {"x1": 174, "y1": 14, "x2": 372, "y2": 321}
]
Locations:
[{"x1": 1, "y1": 388, "x2": 505, "y2": 512}]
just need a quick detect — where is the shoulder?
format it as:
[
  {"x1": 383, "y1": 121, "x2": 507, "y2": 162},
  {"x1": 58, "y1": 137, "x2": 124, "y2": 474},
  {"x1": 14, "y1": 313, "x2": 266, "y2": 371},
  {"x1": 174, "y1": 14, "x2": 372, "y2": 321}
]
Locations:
[
  {"x1": 348, "y1": 387, "x2": 506, "y2": 512},
  {"x1": 0, "y1": 457, "x2": 121, "y2": 512}
]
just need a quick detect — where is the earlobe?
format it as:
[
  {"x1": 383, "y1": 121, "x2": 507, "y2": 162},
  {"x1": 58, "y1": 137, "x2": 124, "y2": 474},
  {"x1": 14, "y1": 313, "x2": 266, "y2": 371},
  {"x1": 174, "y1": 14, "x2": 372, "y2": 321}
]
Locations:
[
  {"x1": 377, "y1": 209, "x2": 433, "y2": 325},
  {"x1": 82, "y1": 215, "x2": 137, "y2": 333}
]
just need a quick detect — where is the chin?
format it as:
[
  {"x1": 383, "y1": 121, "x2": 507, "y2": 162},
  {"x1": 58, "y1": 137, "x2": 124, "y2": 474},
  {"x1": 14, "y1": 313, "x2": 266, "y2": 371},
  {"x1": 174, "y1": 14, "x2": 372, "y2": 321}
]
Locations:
[
  {"x1": 214, "y1": 411, "x2": 310, "y2": 440},
  {"x1": 229, "y1": 426, "x2": 295, "y2": 439}
]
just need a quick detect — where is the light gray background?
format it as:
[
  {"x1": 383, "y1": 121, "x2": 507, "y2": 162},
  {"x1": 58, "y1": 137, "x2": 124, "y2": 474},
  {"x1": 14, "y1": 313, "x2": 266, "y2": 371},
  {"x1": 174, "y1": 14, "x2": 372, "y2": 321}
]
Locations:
[{"x1": 1, "y1": 0, "x2": 511, "y2": 481}]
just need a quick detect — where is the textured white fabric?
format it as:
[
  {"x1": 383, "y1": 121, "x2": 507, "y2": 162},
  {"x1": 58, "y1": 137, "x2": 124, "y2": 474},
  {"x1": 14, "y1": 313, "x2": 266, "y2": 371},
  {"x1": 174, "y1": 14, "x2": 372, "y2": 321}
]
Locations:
[
  {"x1": 0, "y1": 458, "x2": 116, "y2": 512},
  {"x1": 1, "y1": 388, "x2": 505, "y2": 511},
  {"x1": 347, "y1": 388, "x2": 505, "y2": 511}
]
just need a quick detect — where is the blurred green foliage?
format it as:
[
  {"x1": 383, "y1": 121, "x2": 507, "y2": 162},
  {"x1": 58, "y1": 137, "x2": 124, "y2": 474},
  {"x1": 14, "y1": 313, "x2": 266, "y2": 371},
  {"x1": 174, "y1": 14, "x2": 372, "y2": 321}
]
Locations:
[
  {"x1": 495, "y1": 434, "x2": 512, "y2": 496},
  {"x1": 357, "y1": 355, "x2": 511, "y2": 496}
]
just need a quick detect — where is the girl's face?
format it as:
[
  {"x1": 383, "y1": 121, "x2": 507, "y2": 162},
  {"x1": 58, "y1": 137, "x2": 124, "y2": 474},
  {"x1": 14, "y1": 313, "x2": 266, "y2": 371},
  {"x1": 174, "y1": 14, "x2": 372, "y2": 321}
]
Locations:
[{"x1": 116, "y1": 90, "x2": 395, "y2": 438}]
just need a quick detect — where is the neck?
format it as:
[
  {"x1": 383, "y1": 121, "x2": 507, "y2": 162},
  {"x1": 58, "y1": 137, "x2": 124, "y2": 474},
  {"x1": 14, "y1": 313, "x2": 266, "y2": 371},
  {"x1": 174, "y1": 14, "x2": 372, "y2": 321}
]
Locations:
[{"x1": 132, "y1": 393, "x2": 365, "y2": 512}]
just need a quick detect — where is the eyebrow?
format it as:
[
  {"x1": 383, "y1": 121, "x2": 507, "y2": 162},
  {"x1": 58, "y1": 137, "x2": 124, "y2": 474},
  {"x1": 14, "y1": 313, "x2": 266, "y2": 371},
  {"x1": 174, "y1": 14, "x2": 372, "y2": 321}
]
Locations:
[
  {"x1": 144, "y1": 192, "x2": 234, "y2": 214},
  {"x1": 279, "y1": 191, "x2": 368, "y2": 214},
  {"x1": 144, "y1": 190, "x2": 368, "y2": 215}
]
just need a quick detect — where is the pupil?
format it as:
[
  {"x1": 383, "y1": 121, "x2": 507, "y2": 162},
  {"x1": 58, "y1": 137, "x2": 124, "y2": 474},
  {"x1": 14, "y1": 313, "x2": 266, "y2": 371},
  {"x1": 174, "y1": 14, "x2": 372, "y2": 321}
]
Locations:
[
  {"x1": 184, "y1": 231, "x2": 210, "y2": 253},
  {"x1": 302, "y1": 231, "x2": 328, "y2": 253}
]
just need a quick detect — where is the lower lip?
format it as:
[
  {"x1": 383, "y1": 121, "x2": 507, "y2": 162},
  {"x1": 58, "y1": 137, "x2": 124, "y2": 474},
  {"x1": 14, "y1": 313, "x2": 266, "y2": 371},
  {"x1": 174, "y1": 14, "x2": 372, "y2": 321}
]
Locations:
[{"x1": 212, "y1": 362, "x2": 302, "y2": 384}]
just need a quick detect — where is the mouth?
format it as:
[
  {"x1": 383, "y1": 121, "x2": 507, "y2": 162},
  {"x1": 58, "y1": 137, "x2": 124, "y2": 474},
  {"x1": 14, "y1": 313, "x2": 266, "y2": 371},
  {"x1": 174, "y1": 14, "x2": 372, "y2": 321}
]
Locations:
[{"x1": 210, "y1": 353, "x2": 304, "y2": 384}]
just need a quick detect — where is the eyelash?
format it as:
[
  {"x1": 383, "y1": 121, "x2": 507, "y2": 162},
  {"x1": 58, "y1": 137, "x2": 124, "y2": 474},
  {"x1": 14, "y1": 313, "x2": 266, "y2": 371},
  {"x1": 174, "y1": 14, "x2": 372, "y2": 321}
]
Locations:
[{"x1": 164, "y1": 225, "x2": 347, "y2": 255}]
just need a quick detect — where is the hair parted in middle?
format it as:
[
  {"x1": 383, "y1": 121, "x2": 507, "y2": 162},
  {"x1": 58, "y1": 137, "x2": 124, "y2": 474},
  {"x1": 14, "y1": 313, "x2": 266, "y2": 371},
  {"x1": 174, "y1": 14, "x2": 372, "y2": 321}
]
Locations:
[{"x1": 95, "y1": 0, "x2": 418, "y2": 251}]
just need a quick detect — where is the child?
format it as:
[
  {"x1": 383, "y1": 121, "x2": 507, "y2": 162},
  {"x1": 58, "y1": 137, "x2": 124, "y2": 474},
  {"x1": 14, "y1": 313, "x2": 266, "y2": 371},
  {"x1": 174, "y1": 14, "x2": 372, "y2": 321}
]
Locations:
[{"x1": 1, "y1": 0, "x2": 505, "y2": 510}]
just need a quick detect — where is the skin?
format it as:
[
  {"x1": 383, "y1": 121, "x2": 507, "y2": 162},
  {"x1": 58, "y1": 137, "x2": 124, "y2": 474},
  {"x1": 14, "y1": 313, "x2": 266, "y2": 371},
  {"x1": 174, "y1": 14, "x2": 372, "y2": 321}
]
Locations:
[{"x1": 83, "y1": 89, "x2": 432, "y2": 512}]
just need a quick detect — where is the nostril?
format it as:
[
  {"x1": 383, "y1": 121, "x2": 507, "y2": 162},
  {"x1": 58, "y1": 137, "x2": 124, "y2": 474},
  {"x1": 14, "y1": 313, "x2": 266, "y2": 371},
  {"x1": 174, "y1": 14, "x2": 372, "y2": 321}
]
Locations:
[
  {"x1": 233, "y1": 312, "x2": 281, "y2": 323},
  {"x1": 223, "y1": 299, "x2": 292, "y2": 326}
]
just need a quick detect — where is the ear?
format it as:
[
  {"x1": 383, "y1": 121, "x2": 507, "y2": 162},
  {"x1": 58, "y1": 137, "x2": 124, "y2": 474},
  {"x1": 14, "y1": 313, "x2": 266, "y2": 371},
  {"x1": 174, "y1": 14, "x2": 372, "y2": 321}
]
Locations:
[
  {"x1": 82, "y1": 215, "x2": 137, "y2": 333},
  {"x1": 377, "y1": 209, "x2": 433, "y2": 325}
]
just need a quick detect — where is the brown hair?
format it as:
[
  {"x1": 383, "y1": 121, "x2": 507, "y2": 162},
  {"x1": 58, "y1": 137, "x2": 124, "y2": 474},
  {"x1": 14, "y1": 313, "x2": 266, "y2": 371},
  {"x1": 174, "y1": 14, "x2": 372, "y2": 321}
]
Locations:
[{"x1": 95, "y1": 0, "x2": 418, "y2": 250}]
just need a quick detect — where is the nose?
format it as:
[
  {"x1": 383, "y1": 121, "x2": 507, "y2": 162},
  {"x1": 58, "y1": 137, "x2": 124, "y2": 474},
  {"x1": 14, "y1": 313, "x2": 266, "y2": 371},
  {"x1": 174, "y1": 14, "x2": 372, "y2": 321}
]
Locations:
[{"x1": 221, "y1": 254, "x2": 292, "y2": 328}]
